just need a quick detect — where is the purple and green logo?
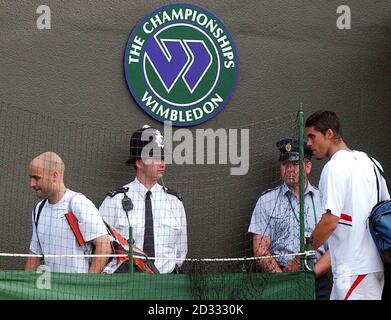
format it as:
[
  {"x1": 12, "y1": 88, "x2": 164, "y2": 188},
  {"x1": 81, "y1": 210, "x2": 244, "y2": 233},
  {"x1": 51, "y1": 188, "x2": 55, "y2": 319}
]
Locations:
[{"x1": 124, "y1": 3, "x2": 238, "y2": 126}]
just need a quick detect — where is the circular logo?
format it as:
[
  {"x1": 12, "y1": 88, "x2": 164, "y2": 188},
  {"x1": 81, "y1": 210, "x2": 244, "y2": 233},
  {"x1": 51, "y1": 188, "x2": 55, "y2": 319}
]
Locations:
[{"x1": 124, "y1": 3, "x2": 238, "y2": 126}]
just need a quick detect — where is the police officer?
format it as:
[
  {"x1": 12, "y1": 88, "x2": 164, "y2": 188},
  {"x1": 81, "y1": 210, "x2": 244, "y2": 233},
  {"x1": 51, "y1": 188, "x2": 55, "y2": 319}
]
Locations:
[
  {"x1": 99, "y1": 125, "x2": 187, "y2": 274},
  {"x1": 248, "y1": 138, "x2": 332, "y2": 300}
]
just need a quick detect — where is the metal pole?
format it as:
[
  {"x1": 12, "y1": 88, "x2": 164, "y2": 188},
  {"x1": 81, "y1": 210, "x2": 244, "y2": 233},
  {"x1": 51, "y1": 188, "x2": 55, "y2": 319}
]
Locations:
[
  {"x1": 128, "y1": 226, "x2": 133, "y2": 273},
  {"x1": 298, "y1": 104, "x2": 305, "y2": 270}
]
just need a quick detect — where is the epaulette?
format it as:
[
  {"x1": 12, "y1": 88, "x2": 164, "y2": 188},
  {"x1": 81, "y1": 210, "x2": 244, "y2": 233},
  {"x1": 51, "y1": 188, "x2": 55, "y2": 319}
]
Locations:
[
  {"x1": 106, "y1": 187, "x2": 129, "y2": 198},
  {"x1": 163, "y1": 186, "x2": 183, "y2": 201},
  {"x1": 260, "y1": 186, "x2": 279, "y2": 197}
]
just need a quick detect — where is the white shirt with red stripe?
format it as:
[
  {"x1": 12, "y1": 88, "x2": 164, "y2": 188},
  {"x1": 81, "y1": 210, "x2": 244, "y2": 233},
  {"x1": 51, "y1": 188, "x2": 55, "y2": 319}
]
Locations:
[{"x1": 319, "y1": 150, "x2": 390, "y2": 279}]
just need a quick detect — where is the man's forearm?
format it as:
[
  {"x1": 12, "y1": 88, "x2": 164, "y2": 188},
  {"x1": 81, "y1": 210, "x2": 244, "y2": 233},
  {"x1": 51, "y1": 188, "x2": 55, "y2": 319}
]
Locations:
[
  {"x1": 89, "y1": 236, "x2": 111, "y2": 273},
  {"x1": 312, "y1": 212, "x2": 338, "y2": 250},
  {"x1": 89, "y1": 248, "x2": 110, "y2": 273},
  {"x1": 314, "y1": 250, "x2": 331, "y2": 278},
  {"x1": 25, "y1": 254, "x2": 41, "y2": 272},
  {"x1": 312, "y1": 226, "x2": 331, "y2": 250},
  {"x1": 253, "y1": 235, "x2": 282, "y2": 272}
]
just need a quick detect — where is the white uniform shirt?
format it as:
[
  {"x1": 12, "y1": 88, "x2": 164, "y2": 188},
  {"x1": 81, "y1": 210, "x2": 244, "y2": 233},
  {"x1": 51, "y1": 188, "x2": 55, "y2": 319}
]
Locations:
[
  {"x1": 29, "y1": 189, "x2": 108, "y2": 273},
  {"x1": 99, "y1": 178, "x2": 188, "y2": 274},
  {"x1": 248, "y1": 182, "x2": 325, "y2": 266},
  {"x1": 319, "y1": 150, "x2": 390, "y2": 278}
]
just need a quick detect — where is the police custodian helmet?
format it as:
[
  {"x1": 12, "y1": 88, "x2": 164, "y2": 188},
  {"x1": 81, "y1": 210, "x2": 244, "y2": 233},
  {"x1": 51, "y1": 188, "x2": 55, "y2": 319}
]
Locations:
[{"x1": 125, "y1": 125, "x2": 164, "y2": 165}]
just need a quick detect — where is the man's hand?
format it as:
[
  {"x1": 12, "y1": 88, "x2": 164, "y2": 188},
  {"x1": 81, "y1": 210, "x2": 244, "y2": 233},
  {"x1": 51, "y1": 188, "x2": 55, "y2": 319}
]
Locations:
[
  {"x1": 253, "y1": 234, "x2": 282, "y2": 272},
  {"x1": 284, "y1": 256, "x2": 301, "y2": 272}
]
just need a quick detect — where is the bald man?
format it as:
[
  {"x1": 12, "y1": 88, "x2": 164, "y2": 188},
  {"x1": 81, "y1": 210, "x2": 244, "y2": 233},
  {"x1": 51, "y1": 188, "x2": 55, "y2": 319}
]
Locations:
[{"x1": 25, "y1": 152, "x2": 111, "y2": 273}]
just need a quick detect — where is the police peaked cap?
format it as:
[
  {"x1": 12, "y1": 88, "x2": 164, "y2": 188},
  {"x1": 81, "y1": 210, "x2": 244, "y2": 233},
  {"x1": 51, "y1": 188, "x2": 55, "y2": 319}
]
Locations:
[{"x1": 276, "y1": 138, "x2": 313, "y2": 162}]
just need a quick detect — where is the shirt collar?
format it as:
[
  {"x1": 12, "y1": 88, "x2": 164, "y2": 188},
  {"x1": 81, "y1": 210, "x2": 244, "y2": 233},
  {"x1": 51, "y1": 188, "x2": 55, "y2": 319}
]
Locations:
[
  {"x1": 46, "y1": 188, "x2": 71, "y2": 207},
  {"x1": 281, "y1": 182, "x2": 315, "y2": 197},
  {"x1": 305, "y1": 182, "x2": 316, "y2": 196},
  {"x1": 134, "y1": 177, "x2": 161, "y2": 198}
]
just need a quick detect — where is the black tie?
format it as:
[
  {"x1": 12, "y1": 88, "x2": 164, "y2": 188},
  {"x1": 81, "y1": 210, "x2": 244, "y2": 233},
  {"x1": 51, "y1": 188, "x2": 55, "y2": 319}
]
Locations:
[{"x1": 144, "y1": 191, "x2": 155, "y2": 258}]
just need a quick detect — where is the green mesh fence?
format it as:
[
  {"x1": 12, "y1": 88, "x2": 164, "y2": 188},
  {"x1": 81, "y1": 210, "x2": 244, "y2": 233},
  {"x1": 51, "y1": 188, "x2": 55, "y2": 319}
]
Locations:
[
  {"x1": 0, "y1": 102, "x2": 315, "y2": 300},
  {"x1": 0, "y1": 271, "x2": 314, "y2": 300}
]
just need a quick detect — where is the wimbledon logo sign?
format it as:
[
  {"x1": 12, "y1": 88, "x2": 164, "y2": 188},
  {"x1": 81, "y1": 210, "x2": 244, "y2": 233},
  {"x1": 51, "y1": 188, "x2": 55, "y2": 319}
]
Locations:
[{"x1": 124, "y1": 3, "x2": 238, "y2": 126}]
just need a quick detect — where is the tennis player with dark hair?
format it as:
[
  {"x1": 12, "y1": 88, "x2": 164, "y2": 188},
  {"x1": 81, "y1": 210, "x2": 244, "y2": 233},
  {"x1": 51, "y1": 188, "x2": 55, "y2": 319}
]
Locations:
[{"x1": 306, "y1": 110, "x2": 390, "y2": 300}]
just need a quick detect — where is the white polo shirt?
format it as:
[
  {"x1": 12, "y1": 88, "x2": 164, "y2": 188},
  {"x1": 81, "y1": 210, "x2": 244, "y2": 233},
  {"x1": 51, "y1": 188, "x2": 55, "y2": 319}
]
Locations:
[
  {"x1": 319, "y1": 150, "x2": 390, "y2": 278},
  {"x1": 99, "y1": 178, "x2": 188, "y2": 274},
  {"x1": 29, "y1": 189, "x2": 108, "y2": 273}
]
